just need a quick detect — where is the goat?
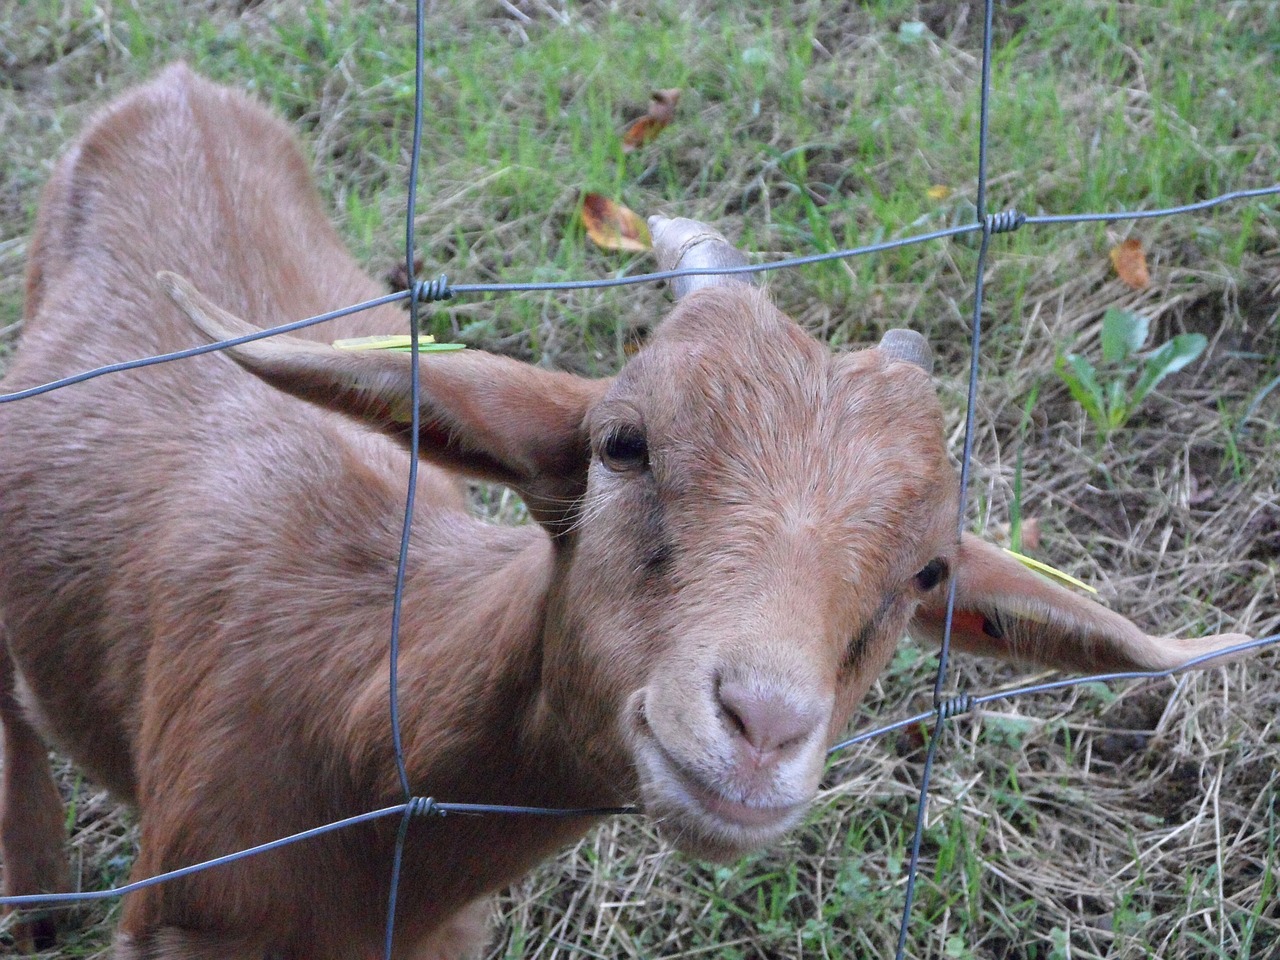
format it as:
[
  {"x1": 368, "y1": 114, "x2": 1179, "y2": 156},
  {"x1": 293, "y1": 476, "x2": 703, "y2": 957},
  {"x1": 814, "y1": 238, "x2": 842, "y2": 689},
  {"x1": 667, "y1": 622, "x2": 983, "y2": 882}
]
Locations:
[{"x1": 0, "y1": 64, "x2": 1252, "y2": 959}]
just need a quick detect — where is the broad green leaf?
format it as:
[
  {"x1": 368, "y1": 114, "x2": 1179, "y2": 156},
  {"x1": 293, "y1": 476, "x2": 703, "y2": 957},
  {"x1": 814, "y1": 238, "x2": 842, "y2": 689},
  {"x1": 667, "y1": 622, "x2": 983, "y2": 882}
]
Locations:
[
  {"x1": 897, "y1": 20, "x2": 928, "y2": 43},
  {"x1": 1105, "y1": 377, "x2": 1129, "y2": 430},
  {"x1": 1056, "y1": 353, "x2": 1106, "y2": 428},
  {"x1": 1156, "y1": 333, "x2": 1208, "y2": 376},
  {"x1": 1131, "y1": 333, "x2": 1208, "y2": 407},
  {"x1": 1100, "y1": 307, "x2": 1149, "y2": 364}
]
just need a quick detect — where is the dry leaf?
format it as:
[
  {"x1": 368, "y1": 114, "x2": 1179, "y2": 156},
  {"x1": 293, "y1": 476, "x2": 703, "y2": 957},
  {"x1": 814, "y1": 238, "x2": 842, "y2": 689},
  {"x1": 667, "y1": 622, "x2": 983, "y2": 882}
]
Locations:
[
  {"x1": 622, "y1": 88, "x2": 681, "y2": 153},
  {"x1": 622, "y1": 324, "x2": 650, "y2": 357},
  {"x1": 581, "y1": 194, "x2": 651, "y2": 252},
  {"x1": 926, "y1": 184, "x2": 952, "y2": 201},
  {"x1": 1109, "y1": 237, "x2": 1150, "y2": 289},
  {"x1": 1018, "y1": 517, "x2": 1041, "y2": 552},
  {"x1": 993, "y1": 516, "x2": 1040, "y2": 552},
  {"x1": 384, "y1": 255, "x2": 424, "y2": 293}
]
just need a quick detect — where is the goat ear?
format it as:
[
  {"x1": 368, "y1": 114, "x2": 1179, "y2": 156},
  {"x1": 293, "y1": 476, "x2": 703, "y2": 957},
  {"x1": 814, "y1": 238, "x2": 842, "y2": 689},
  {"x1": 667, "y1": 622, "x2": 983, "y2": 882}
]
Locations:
[
  {"x1": 161, "y1": 273, "x2": 607, "y2": 528},
  {"x1": 910, "y1": 533, "x2": 1251, "y2": 673}
]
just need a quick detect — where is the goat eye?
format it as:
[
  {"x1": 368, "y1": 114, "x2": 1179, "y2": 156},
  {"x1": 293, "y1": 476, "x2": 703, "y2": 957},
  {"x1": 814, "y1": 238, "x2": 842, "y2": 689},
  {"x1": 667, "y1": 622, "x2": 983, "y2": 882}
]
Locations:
[
  {"x1": 600, "y1": 426, "x2": 649, "y2": 472},
  {"x1": 914, "y1": 558, "x2": 948, "y2": 591}
]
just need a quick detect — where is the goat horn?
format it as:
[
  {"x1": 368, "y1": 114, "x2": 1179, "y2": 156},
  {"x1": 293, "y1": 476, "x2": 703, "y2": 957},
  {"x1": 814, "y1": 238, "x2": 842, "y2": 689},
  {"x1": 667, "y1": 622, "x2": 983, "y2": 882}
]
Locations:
[
  {"x1": 648, "y1": 216, "x2": 757, "y2": 300},
  {"x1": 877, "y1": 329, "x2": 934, "y2": 375}
]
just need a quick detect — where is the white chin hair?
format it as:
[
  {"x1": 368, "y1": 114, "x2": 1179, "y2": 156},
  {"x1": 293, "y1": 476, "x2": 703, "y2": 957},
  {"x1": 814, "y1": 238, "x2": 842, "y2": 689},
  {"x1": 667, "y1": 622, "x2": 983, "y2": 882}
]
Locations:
[
  {"x1": 642, "y1": 784, "x2": 806, "y2": 862},
  {"x1": 636, "y1": 745, "x2": 809, "y2": 862}
]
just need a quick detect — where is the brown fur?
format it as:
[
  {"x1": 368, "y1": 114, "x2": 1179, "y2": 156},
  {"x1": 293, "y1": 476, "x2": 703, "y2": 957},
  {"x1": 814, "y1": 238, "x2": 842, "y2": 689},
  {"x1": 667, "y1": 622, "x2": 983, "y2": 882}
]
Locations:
[{"x1": 0, "y1": 65, "x2": 1252, "y2": 959}]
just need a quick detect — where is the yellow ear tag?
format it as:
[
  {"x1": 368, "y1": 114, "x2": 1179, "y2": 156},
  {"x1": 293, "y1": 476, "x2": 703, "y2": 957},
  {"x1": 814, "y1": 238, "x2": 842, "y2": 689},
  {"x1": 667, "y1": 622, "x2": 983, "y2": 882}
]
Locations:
[
  {"x1": 332, "y1": 335, "x2": 465, "y2": 353},
  {"x1": 1002, "y1": 548, "x2": 1098, "y2": 595}
]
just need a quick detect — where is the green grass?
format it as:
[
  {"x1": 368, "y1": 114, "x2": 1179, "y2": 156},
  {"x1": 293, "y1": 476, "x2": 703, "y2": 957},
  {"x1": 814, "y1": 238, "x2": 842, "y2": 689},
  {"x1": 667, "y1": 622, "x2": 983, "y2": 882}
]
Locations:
[
  {"x1": 2, "y1": 1, "x2": 1278, "y2": 957},
  {"x1": 9, "y1": 0, "x2": 1275, "y2": 359}
]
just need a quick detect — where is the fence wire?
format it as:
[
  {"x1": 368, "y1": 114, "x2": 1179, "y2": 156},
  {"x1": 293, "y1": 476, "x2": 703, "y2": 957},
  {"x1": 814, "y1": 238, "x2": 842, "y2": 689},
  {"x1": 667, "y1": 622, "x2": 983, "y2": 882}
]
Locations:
[{"x1": 1, "y1": 0, "x2": 1278, "y2": 958}]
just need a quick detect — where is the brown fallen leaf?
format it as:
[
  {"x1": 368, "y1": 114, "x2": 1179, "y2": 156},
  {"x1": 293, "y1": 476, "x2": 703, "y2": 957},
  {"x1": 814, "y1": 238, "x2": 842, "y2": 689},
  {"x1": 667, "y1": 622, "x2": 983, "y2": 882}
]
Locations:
[
  {"x1": 384, "y1": 256, "x2": 424, "y2": 293},
  {"x1": 1109, "y1": 237, "x2": 1150, "y2": 289},
  {"x1": 622, "y1": 324, "x2": 650, "y2": 357},
  {"x1": 992, "y1": 516, "x2": 1041, "y2": 552},
  {"x1": 581, "y1": 194, "x2": 651, "y2": 253},
  {"x1": 622, "y1": 88, "x2": 680, "y2": 153},
  {"x1": 1017, "y1": 517, "x2": 1042, "y2": 553}
]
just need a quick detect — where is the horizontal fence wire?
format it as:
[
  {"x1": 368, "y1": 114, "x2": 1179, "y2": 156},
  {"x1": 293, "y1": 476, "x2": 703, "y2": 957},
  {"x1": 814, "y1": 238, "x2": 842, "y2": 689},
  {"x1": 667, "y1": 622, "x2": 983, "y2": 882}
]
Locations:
[
  {"x1": 0, "y1": 799, "x2": 638, "y2": 909},
  {"x1": 2, "y1": 0, "x2": 1278, "y2": 957},
  {"x1": 2, "y1": 634, "x2": 1274, "y2": 912},
  {"x1": 3, "y1": 186, "x2": 1279, "y2": 407}
]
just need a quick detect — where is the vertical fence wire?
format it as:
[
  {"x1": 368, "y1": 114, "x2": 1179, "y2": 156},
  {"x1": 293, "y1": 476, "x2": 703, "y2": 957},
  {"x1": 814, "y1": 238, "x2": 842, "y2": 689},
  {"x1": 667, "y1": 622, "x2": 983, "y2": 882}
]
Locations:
[
  {"x1": 894, "y1": 1, "x2": 997, "y2": 953},
  {"x1": 383, "y1": 0, "x2": 431, "y2": 954}
]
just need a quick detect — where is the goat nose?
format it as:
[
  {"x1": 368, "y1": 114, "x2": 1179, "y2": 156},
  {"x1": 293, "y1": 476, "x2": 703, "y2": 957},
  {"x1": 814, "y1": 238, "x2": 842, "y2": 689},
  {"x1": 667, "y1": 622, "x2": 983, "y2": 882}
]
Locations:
[{"x1": 716, "y1": 680, "x2": 820, "y2": 756}]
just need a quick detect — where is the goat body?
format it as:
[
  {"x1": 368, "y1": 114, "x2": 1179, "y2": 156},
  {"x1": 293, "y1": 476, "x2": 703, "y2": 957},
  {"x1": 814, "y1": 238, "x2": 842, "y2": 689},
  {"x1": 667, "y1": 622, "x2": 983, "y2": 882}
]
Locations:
[{"x1": 0, "y1": 66, "x2": 1251, "y2": 959}]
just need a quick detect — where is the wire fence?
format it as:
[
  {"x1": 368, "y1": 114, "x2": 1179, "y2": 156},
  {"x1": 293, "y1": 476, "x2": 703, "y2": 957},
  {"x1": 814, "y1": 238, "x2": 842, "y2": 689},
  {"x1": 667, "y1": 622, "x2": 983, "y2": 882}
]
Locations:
[{"x1": 1, "y1": 0, "x2": 1278, "y2": 957}]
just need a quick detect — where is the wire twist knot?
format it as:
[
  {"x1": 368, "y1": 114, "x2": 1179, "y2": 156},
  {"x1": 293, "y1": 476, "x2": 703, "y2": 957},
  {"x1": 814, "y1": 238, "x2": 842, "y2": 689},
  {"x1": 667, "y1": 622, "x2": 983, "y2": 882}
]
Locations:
[
  {"x1": 935, "y1": 693, "x2": 975, "y2": 721},
  {"x1": 413, "y1": 275, "x2": 453, "y2": 303},
  {"x1": 984, "y1": 209, "x2": 1025, "y2": 234},
  {"x1": 407, "y1": 796, "x2": 446, "y2": 819}
]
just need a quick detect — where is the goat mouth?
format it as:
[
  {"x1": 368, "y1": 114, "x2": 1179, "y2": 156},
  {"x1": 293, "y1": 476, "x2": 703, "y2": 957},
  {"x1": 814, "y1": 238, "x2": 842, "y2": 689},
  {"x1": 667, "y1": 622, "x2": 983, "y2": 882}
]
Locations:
[
  {"x1": 676, "y1": 768, "x2": 804, "y2": 830},
  {"x1": 638, "y1": 733, "x2": 806, "y2": 837}
]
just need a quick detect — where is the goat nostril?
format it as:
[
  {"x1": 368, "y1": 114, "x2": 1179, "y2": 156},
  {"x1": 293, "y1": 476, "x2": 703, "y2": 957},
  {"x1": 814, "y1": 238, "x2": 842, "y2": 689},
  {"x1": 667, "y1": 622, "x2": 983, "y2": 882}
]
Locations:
[
  {"x1": 720, "y1": 699, "x2": 750, "y2": 740},
  {"x1": 716, "y1": 680, "x2": 817, "y2": 755}
]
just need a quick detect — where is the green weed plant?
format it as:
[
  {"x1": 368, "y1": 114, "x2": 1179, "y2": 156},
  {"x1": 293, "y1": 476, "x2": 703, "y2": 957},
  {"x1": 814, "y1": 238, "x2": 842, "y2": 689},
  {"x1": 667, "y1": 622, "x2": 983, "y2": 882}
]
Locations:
[{"x1": 1055, "y1": 307, "x2": 1207, "y2": 440}]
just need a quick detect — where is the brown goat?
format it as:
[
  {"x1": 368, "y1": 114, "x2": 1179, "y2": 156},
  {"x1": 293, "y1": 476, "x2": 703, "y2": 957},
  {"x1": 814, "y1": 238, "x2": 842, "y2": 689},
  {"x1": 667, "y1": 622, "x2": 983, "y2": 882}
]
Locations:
[{"x1": 0, "y1": 65, "x2": 1252, "y2": 959}]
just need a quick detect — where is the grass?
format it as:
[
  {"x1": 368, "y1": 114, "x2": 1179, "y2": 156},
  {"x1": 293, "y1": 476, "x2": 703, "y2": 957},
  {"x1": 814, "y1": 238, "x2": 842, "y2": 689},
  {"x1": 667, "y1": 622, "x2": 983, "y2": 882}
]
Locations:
[{"x1": 1, "y1": 0, "x2": 1278, "y2": 957}]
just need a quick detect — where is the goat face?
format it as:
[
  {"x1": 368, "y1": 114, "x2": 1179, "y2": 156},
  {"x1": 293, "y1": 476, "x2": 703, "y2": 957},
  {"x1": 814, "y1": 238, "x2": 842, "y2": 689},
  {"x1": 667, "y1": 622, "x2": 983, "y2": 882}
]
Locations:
[
  {"x1": 165, "y1": 207, "x2": 1250, "y2": 867},
  {"x1": 167, "y1": 259, "x2": 955, "y2": 863},
  {"x1": 541, "y1": 285, "x2": 958, "y2": 860}
]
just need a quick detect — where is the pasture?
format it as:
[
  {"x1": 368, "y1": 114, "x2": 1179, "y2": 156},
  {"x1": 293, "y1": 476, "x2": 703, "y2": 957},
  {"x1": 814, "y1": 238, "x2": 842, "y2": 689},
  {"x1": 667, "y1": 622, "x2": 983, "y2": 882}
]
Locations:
[{"x1": 1, "y1": 1, "x2": 1277, "y2": 957}]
